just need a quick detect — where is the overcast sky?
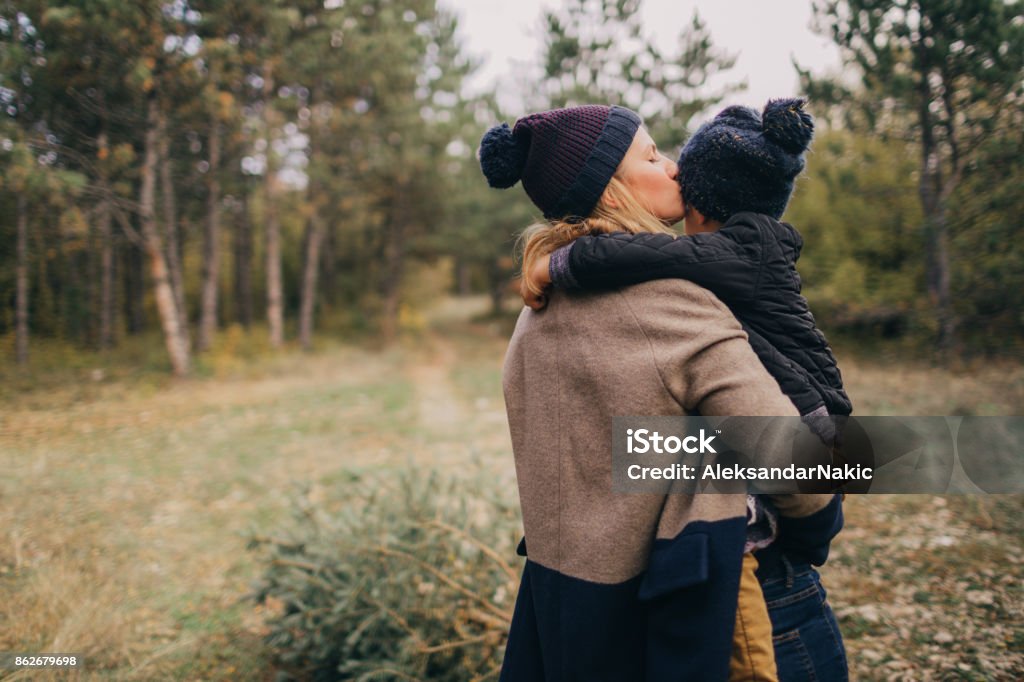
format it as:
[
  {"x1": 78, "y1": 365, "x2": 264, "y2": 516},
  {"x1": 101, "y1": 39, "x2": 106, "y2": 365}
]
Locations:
[{"x1": 442, "y1": 0, "x2": 843, "y2": 124}]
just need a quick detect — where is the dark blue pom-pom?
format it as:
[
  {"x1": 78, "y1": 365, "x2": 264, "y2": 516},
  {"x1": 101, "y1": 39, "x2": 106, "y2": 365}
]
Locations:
[
  {"x1": 762, "y1": 98, "x2": 814, "y2": 154},
  {"x1": 479, "y1": 122, "x2": 528, "y2": 189}
]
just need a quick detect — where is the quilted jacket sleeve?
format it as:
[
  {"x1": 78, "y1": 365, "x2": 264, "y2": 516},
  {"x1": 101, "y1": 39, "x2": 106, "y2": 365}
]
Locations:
[
  {"x1": 740, "y1": 320, "x2": 827, "y2": 415},
  {"x1": 555, "y1": 225, "x2": 765, "y2": 302}
]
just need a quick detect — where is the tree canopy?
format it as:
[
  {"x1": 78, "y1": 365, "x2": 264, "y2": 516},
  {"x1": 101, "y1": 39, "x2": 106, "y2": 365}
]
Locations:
[{"x1": 1, "y1": 0, "x2": 1021, "y2": 372}]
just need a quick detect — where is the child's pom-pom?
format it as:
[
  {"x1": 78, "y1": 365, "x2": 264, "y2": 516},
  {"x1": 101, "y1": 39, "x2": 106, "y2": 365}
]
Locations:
[
  {"x1": 479, "y1": 123, "x2": 528, "y2": 189},
  {"x1": 762, "y1": 98, "x2": 814, "y2": 154}
]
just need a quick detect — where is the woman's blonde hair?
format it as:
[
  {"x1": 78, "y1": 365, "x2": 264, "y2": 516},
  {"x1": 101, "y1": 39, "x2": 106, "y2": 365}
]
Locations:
[{"x1": 519, "y1": 175, "x2": 676, "y2": 297}]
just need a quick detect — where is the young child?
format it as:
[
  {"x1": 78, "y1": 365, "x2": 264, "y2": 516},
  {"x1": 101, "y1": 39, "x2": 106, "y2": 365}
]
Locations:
[{"x1": 523, "y1": 98, "x2": 851, "y2": 680}]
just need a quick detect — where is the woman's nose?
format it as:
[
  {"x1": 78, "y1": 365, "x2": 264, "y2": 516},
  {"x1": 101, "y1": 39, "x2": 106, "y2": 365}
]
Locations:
[{"x1": 663, "y1": 155, "x2": 678, "y2": 179}]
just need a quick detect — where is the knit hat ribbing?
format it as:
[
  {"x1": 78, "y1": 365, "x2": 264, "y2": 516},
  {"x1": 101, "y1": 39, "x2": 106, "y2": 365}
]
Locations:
[
  {"x1": 678, "y1": 98, "x2": 814, "y2": 222},
  {"x1": 479, "y1": 105, "x2": 641, "y2": 221}
]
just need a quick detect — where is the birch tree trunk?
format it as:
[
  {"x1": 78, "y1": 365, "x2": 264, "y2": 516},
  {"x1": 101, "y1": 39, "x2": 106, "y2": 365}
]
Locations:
[
  {"x1": 15, "y1": 194, "x2": 28, "y2": 365},
  {"x1": 198, "y1": 121, "x2": 222, "y2": 351},
  {"x1": 141, "y1": 97, "x2": 191, "y2": 376},
  {"x1": 158, "y1": 113, "x2": 189, "y2": 345}
]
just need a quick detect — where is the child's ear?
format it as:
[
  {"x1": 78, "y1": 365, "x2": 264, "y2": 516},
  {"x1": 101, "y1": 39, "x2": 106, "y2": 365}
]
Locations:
[{"x1": 686, "y1": 204, "x2": 705, "y2": 225}]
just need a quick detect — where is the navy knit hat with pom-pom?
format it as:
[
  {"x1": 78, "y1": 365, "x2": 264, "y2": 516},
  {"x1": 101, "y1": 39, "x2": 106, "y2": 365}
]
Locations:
[
  {"x1": 678, "y1": 98, "x2": 814, "y2": 222},
  {"x1": 479, "y1": 105, "x2": 641, "y2": 221}
]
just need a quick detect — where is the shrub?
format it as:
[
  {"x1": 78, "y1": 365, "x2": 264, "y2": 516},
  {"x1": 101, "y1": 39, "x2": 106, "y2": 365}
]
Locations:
[{"x1": 248, "y1": 466, "x2": 522, "y2": 681}]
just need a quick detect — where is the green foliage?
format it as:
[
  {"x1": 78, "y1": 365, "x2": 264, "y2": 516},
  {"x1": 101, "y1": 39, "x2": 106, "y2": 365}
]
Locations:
[
  {"x1": 804, "y1": 0, "x2": 1024, "y2": 351},
  {"x1": 2, "y1": 0, "x2": 1021, "y2": 364},
  {"x1": 786, "y1": 129, "x2": 925, "y2": 338},
  {"x1": 540, "y1": 0, "x2": 744, "y2": 148},
  {"x1": 787, "y1": 115, "x2": 1024, "y2": 355},
  {"x1": 947, "y1": 127, "x2": 1024, "y2": 354},
  {"x1": 429, "y1": 91, "x2": 535, "y2": 313},
  {"x1": 249, "y1": 468, "x2": 521, "y2": 681},
  {"x1": 809, "y1": 0, "x2": 1023, "y2": 138},
  {"x1": 440, "y1": 0, "x2": 749, "y2": 314}
]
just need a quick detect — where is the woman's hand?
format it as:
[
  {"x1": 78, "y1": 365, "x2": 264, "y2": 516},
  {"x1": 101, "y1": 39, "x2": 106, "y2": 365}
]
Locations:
[{"x1": 521, "y1": 253, "x2": 553, "y2": 311}]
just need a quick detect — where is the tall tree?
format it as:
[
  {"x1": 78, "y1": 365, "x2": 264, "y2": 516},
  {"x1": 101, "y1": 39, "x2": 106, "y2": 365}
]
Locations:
[
  {"x1": 9, "y1": 0, "x2": 201, "y2": 370},
  {"x1": 195, "y1": 42, "x2": 234, "y2": 351},
  {"x1": 284, "y1": 1, "x2": 336, "y2": 351},
  {"x1": 198, "y1": 112, "x2": 223, "y2": 351},
  {"x1": 96, "y1": 125, "x2": 115, "y2": 348},
  {"x1": 233, "y1": 178, "x2": 254, "y2": 328},
  {"x1": 202, "y1": 6, "x2": 249, "y2": 332},
  {"x1": 376, "y1": 4, "x2": 473, "y2": 340},
  {"x1": 541, "y1": 0, "x2": 744, "y2": 148},
  {"x1": 433, "y1": 92, "x2": 533, "y2": 316},
  {"x1": 807, "y1": 0, "x2": 1024, "y2": 350},
  {"x1": 115, "y1": 1, "x2": 203, "y2": 375},
  {"x1": 14, "y1": 192, "x2": 27, "y2": 363},
  {"x1": 192, "y1": 0, "x2": 291, "y2": 344},
  {"x1": 157, "y1": 110, "x2": 189, "y2": 342},
  {"x1": 278, "y1": 0, "x2": 471, "y2": 343},
  {"x1": 1, "y1": 4, "x2": 86, "y2": 359},
  {"x1": 0, "y1": 6, "x2": 37, "y2": 364},
  {"x1": 946, "y1": 117, "x2": 1024, "y2": 352},
  {"x1": 261, "y1": 59, "x2": 284, "y2": 348},
  {"x1": 140, "y1": 95, "x2": 191, "y2": 375}
]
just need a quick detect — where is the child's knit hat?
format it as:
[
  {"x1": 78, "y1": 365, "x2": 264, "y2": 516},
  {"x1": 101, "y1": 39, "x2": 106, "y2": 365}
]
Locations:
[
  {"x1": 678, "y1": 98, "x2": 814, "y2": 222},
  {"x1": 478, "y1": 105, "x2": 641, "y2": 221}
]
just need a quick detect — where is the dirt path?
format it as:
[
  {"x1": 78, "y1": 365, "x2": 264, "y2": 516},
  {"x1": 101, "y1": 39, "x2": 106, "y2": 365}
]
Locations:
[
  {"x1": 408, "y1": 332, "x2": 467, "y2": 435},
  {"x1": 402, "y1": 302, "x2": 515, "y2": 475}
]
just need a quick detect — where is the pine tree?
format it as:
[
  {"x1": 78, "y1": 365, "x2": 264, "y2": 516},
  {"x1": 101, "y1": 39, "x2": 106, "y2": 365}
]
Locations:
[
  {"x1": 807, "y1": 0, "x2": 1024, "y2": 350},
  {"x1": 540, "y1": 0, "x2": 743, "y2": 148}
]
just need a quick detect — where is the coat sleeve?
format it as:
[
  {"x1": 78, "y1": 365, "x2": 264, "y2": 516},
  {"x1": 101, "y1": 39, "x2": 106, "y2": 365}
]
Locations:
[
  {"x1": 625, "y1": 279, "x2": 795, "y2": 418},
  {"x1": 772, "y1": 492, "x2": 844, "y2": 564},
  {"x1": 624, "y1": 280, "x2": 836, "y2": 522},
  {"x1": 558, "y1": 225, "x2": 763, "y2": 301},
  {"x1": 621, "y1": 280, "x2": 842, "y2": 679}
]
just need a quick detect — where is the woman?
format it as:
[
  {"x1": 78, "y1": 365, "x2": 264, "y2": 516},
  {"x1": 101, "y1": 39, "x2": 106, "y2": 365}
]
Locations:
[{"x1": 480, "y1": 104, "x2": 845, "y2": 681}]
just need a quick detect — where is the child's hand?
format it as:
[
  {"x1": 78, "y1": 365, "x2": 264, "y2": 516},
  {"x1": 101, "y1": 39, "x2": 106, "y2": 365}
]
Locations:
[{"x1": 520, "y1": 253, "x2": 552, "y2": 311}]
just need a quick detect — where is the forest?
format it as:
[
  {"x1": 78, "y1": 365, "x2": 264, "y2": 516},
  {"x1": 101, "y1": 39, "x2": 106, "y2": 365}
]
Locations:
[
  {"x1": 1, "y1": 0, "x2": 1021, "y2": 376},
  {"x1": 2, "y1": 2, "x2": 1023, "y2": 680}
]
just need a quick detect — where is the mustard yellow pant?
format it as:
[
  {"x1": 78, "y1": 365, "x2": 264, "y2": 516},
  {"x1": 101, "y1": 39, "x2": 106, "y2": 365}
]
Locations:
[{"x1": 729, "y1": 552, "x2": 778, "y2": 681}]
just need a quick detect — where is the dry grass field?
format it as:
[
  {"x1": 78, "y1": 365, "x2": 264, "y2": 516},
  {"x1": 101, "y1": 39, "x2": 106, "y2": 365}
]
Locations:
[{"x1": 1, "y1": 297, "x2": 1021, "y2": 680}]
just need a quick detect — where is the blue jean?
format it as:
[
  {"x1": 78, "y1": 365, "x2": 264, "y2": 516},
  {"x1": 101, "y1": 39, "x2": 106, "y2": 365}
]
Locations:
[{"x1": 760, "y1": 559, "x2": 849, "y2": 681}]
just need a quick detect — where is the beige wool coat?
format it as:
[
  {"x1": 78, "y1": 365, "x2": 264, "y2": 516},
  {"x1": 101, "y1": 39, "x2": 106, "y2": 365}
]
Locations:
[{"x1": 500, "y1": 278, "x2": 838, "y2": 681}]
